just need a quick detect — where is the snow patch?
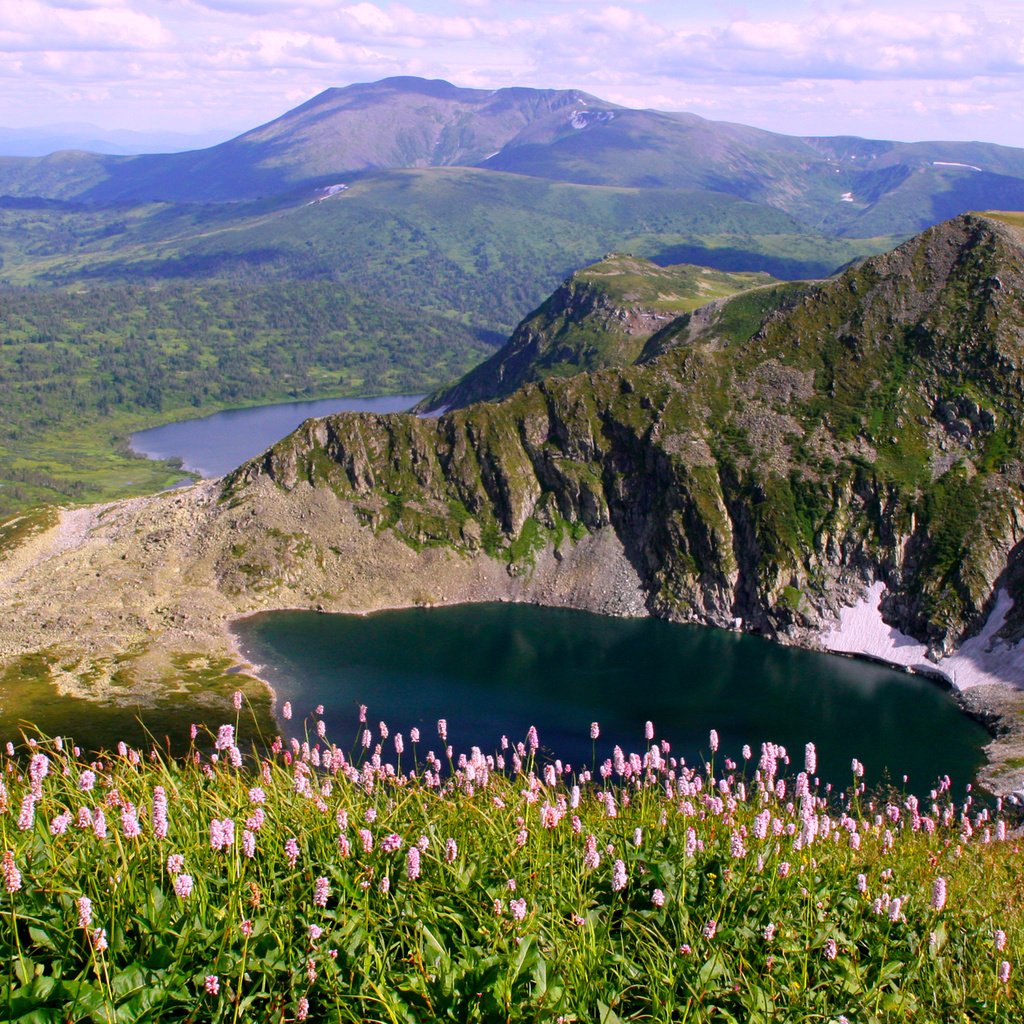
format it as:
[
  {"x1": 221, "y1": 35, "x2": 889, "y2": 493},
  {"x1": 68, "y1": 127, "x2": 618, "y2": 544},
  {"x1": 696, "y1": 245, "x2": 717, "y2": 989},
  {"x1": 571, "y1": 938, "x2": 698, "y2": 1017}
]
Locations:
[
  {"x1": 840, "y1": 192, "x2": 854, "y2": 202},
  {"x1": 822, "y1": 582, "x2": 1024, "y2": 690},
  {"x1": 932, "y1": 161, "x2": 982, "y2": 172},
  {"x1": 570, "y1": 110, "x2": 615, "y2": 130},
  {"x1": 307, "y1": 183, "x2": 348, "y2": 205}
]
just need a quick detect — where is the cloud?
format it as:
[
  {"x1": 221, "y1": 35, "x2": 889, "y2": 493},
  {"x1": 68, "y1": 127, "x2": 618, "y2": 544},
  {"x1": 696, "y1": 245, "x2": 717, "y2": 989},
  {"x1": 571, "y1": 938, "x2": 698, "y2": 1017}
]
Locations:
[{"x1": 0, "y1": 0, "x2": 1021, "y2": 146}]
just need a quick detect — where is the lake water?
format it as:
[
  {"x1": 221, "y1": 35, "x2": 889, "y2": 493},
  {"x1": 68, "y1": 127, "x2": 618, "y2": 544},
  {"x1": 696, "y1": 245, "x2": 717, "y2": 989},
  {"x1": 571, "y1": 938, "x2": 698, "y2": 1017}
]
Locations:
[
  {"x1": 130, "y1": 394, "x2": 422, "y2": 478},
  {"x1": 234, "y1": 602, "x2": 989, "y2": 791}
]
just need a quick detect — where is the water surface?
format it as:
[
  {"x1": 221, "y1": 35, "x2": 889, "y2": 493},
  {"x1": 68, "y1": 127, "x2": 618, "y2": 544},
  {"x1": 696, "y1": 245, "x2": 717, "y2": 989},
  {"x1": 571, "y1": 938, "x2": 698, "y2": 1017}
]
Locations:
[
  {"x1": 234, "y1": 603, "x2": 988, "y2": 791},
  {"x1": 131, "y1": 394, "x2": 422, "y2": 478}
]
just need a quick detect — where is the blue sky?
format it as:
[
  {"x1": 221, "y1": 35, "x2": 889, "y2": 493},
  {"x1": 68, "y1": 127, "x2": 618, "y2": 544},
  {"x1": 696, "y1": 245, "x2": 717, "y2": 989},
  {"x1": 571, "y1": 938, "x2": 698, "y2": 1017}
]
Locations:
[{"x1": 2, "y1": 0, "x2": 1023, "y2": 147}]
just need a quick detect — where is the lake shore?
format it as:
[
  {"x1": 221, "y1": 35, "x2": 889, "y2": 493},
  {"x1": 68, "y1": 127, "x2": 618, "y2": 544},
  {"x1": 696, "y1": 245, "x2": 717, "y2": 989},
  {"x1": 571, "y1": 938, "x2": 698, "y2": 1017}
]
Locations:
[{"x1": 3, "y1": 482, "x2": 1024, "y2": 793}]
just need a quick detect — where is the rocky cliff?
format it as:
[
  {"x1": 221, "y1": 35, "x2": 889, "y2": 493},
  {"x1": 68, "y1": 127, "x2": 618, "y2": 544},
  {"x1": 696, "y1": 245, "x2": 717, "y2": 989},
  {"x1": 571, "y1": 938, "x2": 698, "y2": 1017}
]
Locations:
[{"x1": 229, "y1": 213, "x2": 1024, "y2": 658}]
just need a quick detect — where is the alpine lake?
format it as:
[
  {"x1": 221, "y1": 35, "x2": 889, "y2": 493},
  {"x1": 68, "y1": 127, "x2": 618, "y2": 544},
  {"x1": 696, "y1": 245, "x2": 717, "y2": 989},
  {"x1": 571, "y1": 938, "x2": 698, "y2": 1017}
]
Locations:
[{"x1": 7, "y1": 396, "x2": 991, "y2": 790}]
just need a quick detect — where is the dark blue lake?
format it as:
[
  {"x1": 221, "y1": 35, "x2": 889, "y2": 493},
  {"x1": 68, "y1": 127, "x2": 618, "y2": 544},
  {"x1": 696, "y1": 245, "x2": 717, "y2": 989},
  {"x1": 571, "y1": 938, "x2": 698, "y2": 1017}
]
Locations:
[
  {"x1": 233, "y1": 602, "x2": 989, "y2": 791},
  {"x1": 130, "y1": 394, "x2": 422, "y2": 478}
]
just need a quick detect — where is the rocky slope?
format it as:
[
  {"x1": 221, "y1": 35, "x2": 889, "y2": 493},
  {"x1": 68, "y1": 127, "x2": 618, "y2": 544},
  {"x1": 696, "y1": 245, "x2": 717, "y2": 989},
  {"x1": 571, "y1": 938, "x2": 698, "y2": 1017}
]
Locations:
[
  {"x1": 232, "y1": 213, "x2": 1024, "y2": 657},
  {"x1": 419, "y1": 254, "x2": 775, "y2": 412}
]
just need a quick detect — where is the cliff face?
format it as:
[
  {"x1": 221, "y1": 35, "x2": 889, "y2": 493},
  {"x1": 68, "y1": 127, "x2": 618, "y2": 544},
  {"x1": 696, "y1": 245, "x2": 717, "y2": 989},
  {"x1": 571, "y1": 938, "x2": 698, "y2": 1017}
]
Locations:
[{"x1": 229, "y1": 213, "x2": 1024, "y2": 656}]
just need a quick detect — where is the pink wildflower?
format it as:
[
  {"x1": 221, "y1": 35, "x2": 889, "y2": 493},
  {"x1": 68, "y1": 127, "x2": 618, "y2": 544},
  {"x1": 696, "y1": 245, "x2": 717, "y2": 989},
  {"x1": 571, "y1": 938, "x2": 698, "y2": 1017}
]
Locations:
[
  {"x1": 296, "y1": 996, "x2": 310, "y2": 1020},
  {"x1": 233, "y1": 690, "x2": 243, "y2": 710},
  {"x1": 167, "y1": 853, "x2": 185, "y2": 875},
  {"x1": 590, "y1": 722, "x2": 600, "y2": 740},
  {"x1": 2, "y1": 851, "x2": 22, "y2": 893},
  {"x1": 709, "y1": 729, "x2": 719, "y2": 753},
  {"x1": 121, "y1": 804, "x2": 142, "y2": 839},
  {"x1": 804, "y1": 742, "x2": 817, "y2": 776},
  {"x1": 91, "y1": 928, "x2": 108, "y2": 952},
  {"x1": 17, "y1": 794, "x2": 35, "y2": 831},
  {"x1": 204, "y1": 975, "x2": 220, "y2": 996},
  {"x1": 651, "y1": 889, "x2": 665, "y2": 908},
  {"x1": 824, "y1": 938, "x2": 838, "y2": 961},
  {"x1": 996, "y1": 929, "x2": 1008, "y2": 951},
  {"x1": 314, "y1": 876, "x2": 330, "y2": 908},
  {"x1": 999, "y1": 961, "x2": 1011, "y2": 984},
  {"x1": 152, "y1": 787, "x2": 168, "y2": 840},
  {"x1": 240, "y1": 919, "x2": 253, "y2": 938},
  {"x1": 285, "y1": 837, "x2": 300, "y2": 867},
  {"x1": 78, "y1": 770, "x2": 96, "y2": 792},
  {"x1": 282, "y1": 701, "x2": 292, "y2": 720},
  {"x1": 703, "y1": 920, "x2": 717, "y2": 940},
  {"x1": 242, "y1": 829, "x2": 256, "y2": 859},
  {"x1": 174, "y1": 874, "x2": 194, "y2": 898},
  {"x1": 76, "y1": 896, "x2": 92, "y2": 928},
  {"x1": 445, "y1": 838, "x2": 457, "y2": 862},
  {"x1": 510, "y1": 898, "x2": 527, "y2": 921},
  {"x1": 931, "y1": 877, "x2": 947, "y2": 912},
  {"x1": 407, "y1": 846, "x2": 421, "y2": 881},
  {"x1": 309, "y1": 924, "x2": 322, "y2": 942},
  {"x1": 612, "y1": 859, "x2": 627, "y2": 892}
]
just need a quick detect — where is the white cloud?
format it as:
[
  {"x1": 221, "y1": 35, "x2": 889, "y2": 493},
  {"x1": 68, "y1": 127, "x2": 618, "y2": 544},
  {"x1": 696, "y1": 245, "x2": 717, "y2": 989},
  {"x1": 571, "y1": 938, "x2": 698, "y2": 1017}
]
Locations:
[{"x1": 0, "y1": 0, "x2": 1021, "y2": 146}]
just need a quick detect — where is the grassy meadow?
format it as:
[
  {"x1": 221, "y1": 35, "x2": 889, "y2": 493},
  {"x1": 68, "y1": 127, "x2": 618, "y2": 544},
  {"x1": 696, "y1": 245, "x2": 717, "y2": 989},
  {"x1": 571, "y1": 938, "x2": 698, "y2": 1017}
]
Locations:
[{"x1": 2, "y1": 703, "x2": 1021, "y2": 1022}]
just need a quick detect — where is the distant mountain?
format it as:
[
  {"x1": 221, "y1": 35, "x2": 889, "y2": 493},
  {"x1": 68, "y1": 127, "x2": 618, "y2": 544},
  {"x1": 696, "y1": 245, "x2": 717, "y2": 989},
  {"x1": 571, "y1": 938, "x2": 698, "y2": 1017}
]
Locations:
[
  {"x1": 0, "y1": 124, "x2": 233, "y2": 157},
  {"x1": 0, "y1": 77, "x2": 1023, "y2": 236}
]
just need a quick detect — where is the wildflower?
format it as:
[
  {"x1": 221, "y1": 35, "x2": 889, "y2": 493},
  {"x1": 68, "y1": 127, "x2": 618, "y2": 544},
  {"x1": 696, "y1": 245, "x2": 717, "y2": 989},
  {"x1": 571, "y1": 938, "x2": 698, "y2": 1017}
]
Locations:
[
  {"x1": 204, "y1": 975, "x2": 220, "y2": 996},
  {"x1": 612, "y1": 859, "x2": 627, "y2": 892},
  {"x1": 645, "y1": 721, "x2": 654, "y2": 741},
  {"x1": 233, "y1": 689, "x2": 243, "y2": 710},
  {"x1": 215, "y1": 724, "x2": 234, "y2": 751},
  {"x1": 379, "y1": 876, "x2": 390, "y2": 894},
  {"x1": 996, "y1": 929, "x2": 1008, "y2": 951},
  {"x1": 633, "y1": 827, "x2": 643, "y2": 847},
  {"x1": 510, "y1": 898, "x2": 527, "y2": 921},
  {"x1": 931, "y1": 877, "x2": 947, "y2": 912},
  {"x1": 314, "y1": 876, "x2": 330, "y2": 907},
  {"x1": 410, "y1": 727, "x2": 420, "y2": 744},
  {"x1": 121, "y1": 804, "x2": 142, "y2": 839},
  {"x1": 152, "y1": 787, "x2": 168, "y2": 840},
  {"x1": 296, "y1": 997, "x2": 310, "y2": 1021},
  {"x1": 242, "y1": 829, "x2": 256, "y2": 859},
  {"x1": 438, "y1": 719, "x2": 447, "y2": 742},
  {"x1": 999, "y1": 960, "x2": 1011, "y2": 984},
  {"x1": 3, "y1": 851, "x2": 22, "y2": 893},
  {"x1": 78, "y1": 770, "x2": 96, "y2": 792},
  {"x1": 857, "y1": 873, "x2": 868, "y2": 893},
  {"x1": 763, "y1": 923, "x2": 776, "y2": 942},
  {"x1": 381, "y1": 833, "x2": 402, "y2": 853},
  {"x1": 285, "y1": 837, "x2": 300, "y2": 867},
  {"x1": 91, "y1": 928, "x2": 108, "y2": 952},
  {"x1": 241, "y1": 919, "x2": 253, "y2": 938},
  {"x1": 282, "y1": 701, "x2": 292, "y2": 720},
  {"x1": 703, "y1": 920, "x2": 717, "y2": 940},
  {"x1": 742, "y1": 744, "x2": 752, "y2": 760},
  {"x1": 209, "y1": 818, "x2": 234, "y2": 851},
  {"x1": 823, "y1": 938, "x2": 838, "y2": 961},
  {"x1": 778, "y1": 862, "x2": 790, "y2": 879},
  {"x1": 50, "y1": 812, "x2": 71, "y2": 835},
  {"x1": 309, "y1": 924, "x2": 322, "y2": 942},
  {"x1": 394, "y1": 733, "x2": 404, "y2": 755},
  {"x1": 174, "y1": 874, "x2": 194, "y2": 898},
  {"x1": 359, "y1": 829, "x2": 373, "y2": 853},
  {"x1": 709, "y1": 729, "x2": 719, "y2": 753},
  {"x1": 804, "y1": 742, "x2": 817, "y2": 776},
  {"x1": 71, "y1": 895, "x2": 93, "y2": 929},
  {"x1": 590, "y1": 722, "x2": 600, "y2": 740},
  {"x1": 167, "y1": 853, "x2": 185, "y2": 875},
  {"x1": 445, "y1": 838, "x2": 458, "y2": 862},
  {"x1": 583, "y1": 835, "x2": 600, "y2": 871},
  {"x1": 652, "y1": 889, "x2": 665, "y2": 908},
  {"x1": 17, "y1": 794, "x2": 35, "y2": 831}
]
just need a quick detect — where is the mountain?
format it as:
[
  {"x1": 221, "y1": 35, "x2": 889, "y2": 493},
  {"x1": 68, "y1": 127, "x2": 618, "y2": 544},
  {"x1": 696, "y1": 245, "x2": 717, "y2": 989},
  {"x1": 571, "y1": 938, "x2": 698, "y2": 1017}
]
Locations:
[
  {"x1": 5, "y1": 213, "x2": 1024, "y2": 790},
  {"x1": 1, "y1": 77, "x2": 1024, "y2": 237},
  {"x1": 229, "y1": 212, "x2": 1024, "y2": 657},
  {"x1": 420, "y1": 253, "x2": 779, "y2": 411}
]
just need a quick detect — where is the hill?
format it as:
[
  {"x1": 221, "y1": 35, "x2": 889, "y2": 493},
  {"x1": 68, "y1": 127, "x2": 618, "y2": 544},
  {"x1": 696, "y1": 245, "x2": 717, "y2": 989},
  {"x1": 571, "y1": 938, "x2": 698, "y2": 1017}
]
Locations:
[{"x1": 420, "y1": 254, "x2": 779, "y2": 411}]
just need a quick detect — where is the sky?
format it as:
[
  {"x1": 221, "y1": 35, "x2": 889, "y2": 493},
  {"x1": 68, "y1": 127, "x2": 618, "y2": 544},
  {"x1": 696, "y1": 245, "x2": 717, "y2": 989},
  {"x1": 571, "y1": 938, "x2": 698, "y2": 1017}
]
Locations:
[{"x1": 2, "y1": 0, "x2": 1024, "y2": 149}]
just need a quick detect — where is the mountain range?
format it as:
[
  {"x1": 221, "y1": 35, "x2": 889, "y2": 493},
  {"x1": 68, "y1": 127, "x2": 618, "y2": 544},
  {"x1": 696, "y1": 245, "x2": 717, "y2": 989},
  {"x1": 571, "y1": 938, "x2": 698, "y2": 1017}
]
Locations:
[{"x1": 3, "y1": 76, "x2": 1024, "y2": 238}]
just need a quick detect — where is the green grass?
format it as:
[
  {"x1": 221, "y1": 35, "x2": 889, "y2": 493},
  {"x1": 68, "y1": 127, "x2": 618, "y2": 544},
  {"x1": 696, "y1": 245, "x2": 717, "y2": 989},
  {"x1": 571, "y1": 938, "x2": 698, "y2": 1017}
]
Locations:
[{"x1": 1, "y1": 716, "x2": 1022, "y2": 1022}]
